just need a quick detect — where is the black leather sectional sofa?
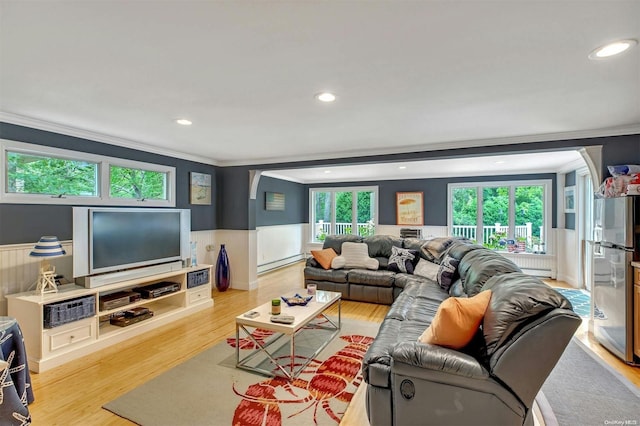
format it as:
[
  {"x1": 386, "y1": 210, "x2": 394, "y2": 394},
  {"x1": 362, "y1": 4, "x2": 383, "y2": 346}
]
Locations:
[{"x1": 303, "y1": 234, "x2": 580, "y2": 425}]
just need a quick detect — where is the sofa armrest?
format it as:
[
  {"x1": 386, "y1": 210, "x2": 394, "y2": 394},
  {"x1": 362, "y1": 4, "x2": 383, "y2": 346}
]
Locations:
[{"x1": 391, "y1": 341, "x2": 489, "y2": 379}]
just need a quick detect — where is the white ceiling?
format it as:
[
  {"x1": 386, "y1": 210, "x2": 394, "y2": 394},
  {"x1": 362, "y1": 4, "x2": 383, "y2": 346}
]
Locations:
[{"x1": 1, "y1": 1, "x2": 639, "y2": 179}]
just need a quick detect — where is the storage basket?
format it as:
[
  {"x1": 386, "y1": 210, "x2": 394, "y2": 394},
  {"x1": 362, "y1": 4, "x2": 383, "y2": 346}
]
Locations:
[
  {"x1": 187, "y1": 269, "x2": 209, "y2": 289},
  {"x1": 44, "y1": 295, "x2": 96, "y2": 328}
]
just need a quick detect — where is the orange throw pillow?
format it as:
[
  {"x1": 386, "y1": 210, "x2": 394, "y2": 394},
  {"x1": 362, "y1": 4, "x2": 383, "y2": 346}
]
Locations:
[
  {"x1": 418, "y1": 290, "x2": 492, "y2": 349},
  {"x1": 311, "y1": 248, "x2": 338, "y2": 270}
]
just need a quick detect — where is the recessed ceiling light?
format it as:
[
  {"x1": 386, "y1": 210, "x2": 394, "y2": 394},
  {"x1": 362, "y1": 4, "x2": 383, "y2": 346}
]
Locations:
[
  {"x1": 589, "y1": 39, "x2": 637, "y2": 59},
  {"x1": 495, "y1": 160, "x2": 505, "y2": 164},
  {"x1": 176, "y1": 119, "x2": 192, "y2": 126},
  {"x1": 316, "y1": 92, "x2": 336, "y2": 103},
  {"x1": 398, "y1": 166, "x2": 407, "y2": 169},
  {"x1": 324, "y1": 170, "x2": 332, "y2": 174}
]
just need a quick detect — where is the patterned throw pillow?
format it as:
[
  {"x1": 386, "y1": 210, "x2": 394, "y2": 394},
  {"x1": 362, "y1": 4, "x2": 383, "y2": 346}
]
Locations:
[
  {"x1": 387, "y1": 246, "x2": 419, "y2": 274},
  {"x1": 437, "y1": 255, "x2": 460, "y2": 291}
]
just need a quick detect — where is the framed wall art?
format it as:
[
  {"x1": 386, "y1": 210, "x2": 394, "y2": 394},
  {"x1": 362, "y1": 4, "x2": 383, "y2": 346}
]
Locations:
[
  {"x1": 190, "y1": 172, "x2": 212, "y2": 205},
  {"x1": 564, "y1": 186, "x2": 575, "y2": 213},
  {"x1": 396, "y1": 192, "x2": 424, "y2": 225},
  {"x1": 265, "y1": 191, "x2": 285, "y2": 211}
]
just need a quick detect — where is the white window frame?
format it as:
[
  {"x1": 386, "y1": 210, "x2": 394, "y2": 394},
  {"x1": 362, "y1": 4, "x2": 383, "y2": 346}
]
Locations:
[
  {"x1": 0, "y1": 139, "x2": 176, "y2": 207},
  {"x1": 447, "y1": 179, "x2": 552, "y2": 249},
  {"x1": 309, "y1": 186, "x2": 379, "y2": 242}
]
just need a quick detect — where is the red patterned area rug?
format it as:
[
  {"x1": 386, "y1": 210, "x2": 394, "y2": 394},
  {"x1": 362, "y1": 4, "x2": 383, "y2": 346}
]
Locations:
[{"x1": 103, "y1": 318, "x2": 380, "y2": 426}]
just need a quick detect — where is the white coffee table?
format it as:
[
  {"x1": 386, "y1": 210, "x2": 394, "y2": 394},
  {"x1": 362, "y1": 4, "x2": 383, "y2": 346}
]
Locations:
[{"x1": 235, "y1": 290, "x2": 341, "y2": 380}]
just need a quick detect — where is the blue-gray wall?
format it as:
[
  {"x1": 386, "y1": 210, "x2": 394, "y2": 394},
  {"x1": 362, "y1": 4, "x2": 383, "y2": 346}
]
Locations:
[
  {"x1": 256, "y1": 176, "x2": 306, "y2": 227},
  {"x1": 0, "y1": 122, "x2": 218, "y2": 244},
  {"x1": 2, "y1": 121, "x2": 639, "y2": 240},
  {"x1": 564, "y1": 171, "x2": 577, "y2": 230},
  {"x1": 307, "y1": 173, "x2": 557, "y2": 227}
]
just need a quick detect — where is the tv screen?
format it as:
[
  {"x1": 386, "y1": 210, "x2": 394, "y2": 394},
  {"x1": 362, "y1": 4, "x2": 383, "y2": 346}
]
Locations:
[
  {"x1": 91, "y1": 210, "x2": 182, "y2": 272},
  {"x1": 73, "y1": 207, "x2": 191, "y2": 279}
]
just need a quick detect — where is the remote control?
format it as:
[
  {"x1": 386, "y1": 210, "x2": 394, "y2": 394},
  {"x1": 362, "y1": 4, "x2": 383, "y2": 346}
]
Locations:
[
  {"x1": 243, "y1": 311, "x2": 260, "y2": 318},
  {"x1": 270, "y1": 315, "x2": 295, "y2": 324}
]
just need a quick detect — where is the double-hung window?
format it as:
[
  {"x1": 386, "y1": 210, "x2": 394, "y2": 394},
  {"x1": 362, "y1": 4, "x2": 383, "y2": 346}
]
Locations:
[
  {"x1": 1, "y1": 139, "x2": 175, "y2": 206},
  {"x1": 448, "y1": 180, "x2": 551, "y2": 253},
  {"x1": 310, "y1": 186, "x2": 378, "y2": 242}
]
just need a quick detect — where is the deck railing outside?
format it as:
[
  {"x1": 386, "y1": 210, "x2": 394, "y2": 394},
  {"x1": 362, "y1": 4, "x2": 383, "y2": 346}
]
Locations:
[{"x1": 315, "y1": 221, "x2": 543, "y2": 248}]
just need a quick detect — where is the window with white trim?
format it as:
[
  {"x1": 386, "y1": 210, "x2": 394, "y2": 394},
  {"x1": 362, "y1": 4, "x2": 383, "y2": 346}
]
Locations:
[
  {"x1": 310, "y1": 186, "x2": 378, "y2": 242},
  {"x1": 448, "y1": 180, "x2": 551, "y2": 253},
  {"x1": 1, "y1": 139, "x2": 176, "y2": 206}
]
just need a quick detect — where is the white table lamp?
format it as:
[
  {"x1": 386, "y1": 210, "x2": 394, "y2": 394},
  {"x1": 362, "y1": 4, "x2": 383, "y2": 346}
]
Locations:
[{"x1": 30, "y1": 236, "x2": 66, "y2": 295}]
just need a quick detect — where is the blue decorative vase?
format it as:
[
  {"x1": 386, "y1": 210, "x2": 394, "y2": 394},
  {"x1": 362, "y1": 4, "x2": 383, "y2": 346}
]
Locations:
[{"x1": 215, "y1": 244, "x2": 230, "y2": 291}]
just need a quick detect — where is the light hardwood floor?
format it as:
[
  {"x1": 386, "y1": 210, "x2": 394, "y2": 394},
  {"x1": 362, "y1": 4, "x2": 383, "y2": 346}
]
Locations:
[{"x1": 26, "y1": 263, "x2": 638, "y2": 425}]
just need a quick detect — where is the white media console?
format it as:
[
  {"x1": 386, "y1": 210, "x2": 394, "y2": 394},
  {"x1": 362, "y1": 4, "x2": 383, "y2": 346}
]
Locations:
[{"x1": 7, "y1": 264, "x2": 213, "y2": 373}]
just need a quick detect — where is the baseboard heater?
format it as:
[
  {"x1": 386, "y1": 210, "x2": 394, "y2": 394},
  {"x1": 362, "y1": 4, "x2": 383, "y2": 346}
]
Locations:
[{"x1": 257, "y1": 254, "x2": 305, "y2": 274}]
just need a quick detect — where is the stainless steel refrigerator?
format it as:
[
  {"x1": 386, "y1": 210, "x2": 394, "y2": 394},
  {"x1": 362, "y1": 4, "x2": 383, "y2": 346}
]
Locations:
[{"x1": 592, "y1": 196, "x2": 638, "y2": 364}]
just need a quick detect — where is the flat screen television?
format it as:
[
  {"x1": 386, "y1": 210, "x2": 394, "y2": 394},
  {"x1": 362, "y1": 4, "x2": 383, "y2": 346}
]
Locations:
[{"x1": 73, "y1": 207, "x2": 191, "y2": 282}]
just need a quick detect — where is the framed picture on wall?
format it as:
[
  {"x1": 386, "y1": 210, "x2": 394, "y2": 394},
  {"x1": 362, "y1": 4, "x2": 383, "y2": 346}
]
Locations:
[
  {"x1": 396, "y1": 192, "x2": 424, "y2": 225},
  {"x1": 564, "y1": 186, "x2": 575, "y2": 213},
  {"x1": 265, "y1": 192, "x2": 285, "y2": 211},
  {"x1": 190, "y1": 172, "x2": 212, "y2": 205}
]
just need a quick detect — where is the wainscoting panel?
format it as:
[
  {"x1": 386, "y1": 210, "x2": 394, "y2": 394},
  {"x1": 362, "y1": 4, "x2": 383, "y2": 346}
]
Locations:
[
  {"x1": 556, "y1": 228, "x2": 578, "y2": 286},
  {"x1": 190, "y1": 230, "x2": 217, "y2": 267},
  {"x1": 0, "y1": 241, "x2": 73, "y2": 315},
  {"x1": 0, "y1": 233, "x2": 218, "y2": 316},
  {"x1": 501, "y1": 253, "x2": 556, "y2": 278},
  {"x1": 257, "y1": 224, "x2": 306, "y2": 274}
]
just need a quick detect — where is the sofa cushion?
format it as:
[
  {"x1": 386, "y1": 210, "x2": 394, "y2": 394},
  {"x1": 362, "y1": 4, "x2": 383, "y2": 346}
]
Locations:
[
  {"x1": 482, "y1": 273, "x2": 573, "y2": 356},
  {"x1": 393, "y1": 273, "x2": 432, "y2": 290},
  {"x1": 414, "y1": 259, "x2": 439, "y2": 281},
  {"x1": 348, "y1": 269, "x2": 395, "y2": 287},
  {"x1": 334, "y1": 242, "x2": 379, "y2": 270},
  {"x1": 418, "y1": 290, "x2": 492, "y2": 349},
  {"x1": 436, "y1": 255, "x2": 460, "y2": 291},
  {"x1": 445, "y1": 241, "x2": 484, "y2": 262},
  {"x1": 375, "y1": 257, "x2": 389, "y2": 270},
  {"x1": 365, "y1": 235, "x2": 404, "y2": 258},
  {"x1": 386, "y1": 279, "x2": 447, "y2": 320},
  {"x1": 303, "y1": 266, "x2": 349, "y2": 283},
  {"x1": 310, "y1": 247, "x2": 337, "y2": 270},
  {"x1": 387, "y1": 246, "x2": 419, "y2": 274},
  {"x1": 448, "y1": 279, "x2": 467, "y2": 298},
  {"x1": 458, "y1": 249, "x2": 520, "y2": 296},
  {"x1": 322, "y1": 234, "x2": 363, "y2": 254},
  {"x1": 402, "y1": 238, "x2": 427, "y2": 253},
  {"x1": 421, "y1": 237, "x2": 456, "y2": 263}
]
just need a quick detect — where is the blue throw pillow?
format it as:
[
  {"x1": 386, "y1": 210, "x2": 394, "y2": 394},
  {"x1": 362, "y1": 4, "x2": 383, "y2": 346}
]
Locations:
[{"x1": 388, "y1": 246, "x2": 419, "y2": 274}]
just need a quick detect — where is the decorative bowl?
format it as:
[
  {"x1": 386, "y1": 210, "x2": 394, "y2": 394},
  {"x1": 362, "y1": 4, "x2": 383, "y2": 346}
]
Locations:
[{"x1": 281, "y1": 294, "x2": 313, "y2": 307}]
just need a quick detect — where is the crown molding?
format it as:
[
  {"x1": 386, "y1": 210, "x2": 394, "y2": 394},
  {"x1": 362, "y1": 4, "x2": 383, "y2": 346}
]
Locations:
[
  {"x1": 220, "y1": 124, "x2": 640, "y2": 167},
  {"x1": 557, "y1": 157, "x2": 591, "y2": 175},
  {"x1": 2, "y1": 111, "x2": 638, "y2": 169},
  {"x1": 0, "y1": 112, "x2": 220, "y2": 166}
]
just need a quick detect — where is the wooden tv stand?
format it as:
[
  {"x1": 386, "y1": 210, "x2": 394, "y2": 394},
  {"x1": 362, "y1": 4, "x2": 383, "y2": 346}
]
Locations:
[{"x1": 7, "y1": 265, "x2": 213, "y2": 373}]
